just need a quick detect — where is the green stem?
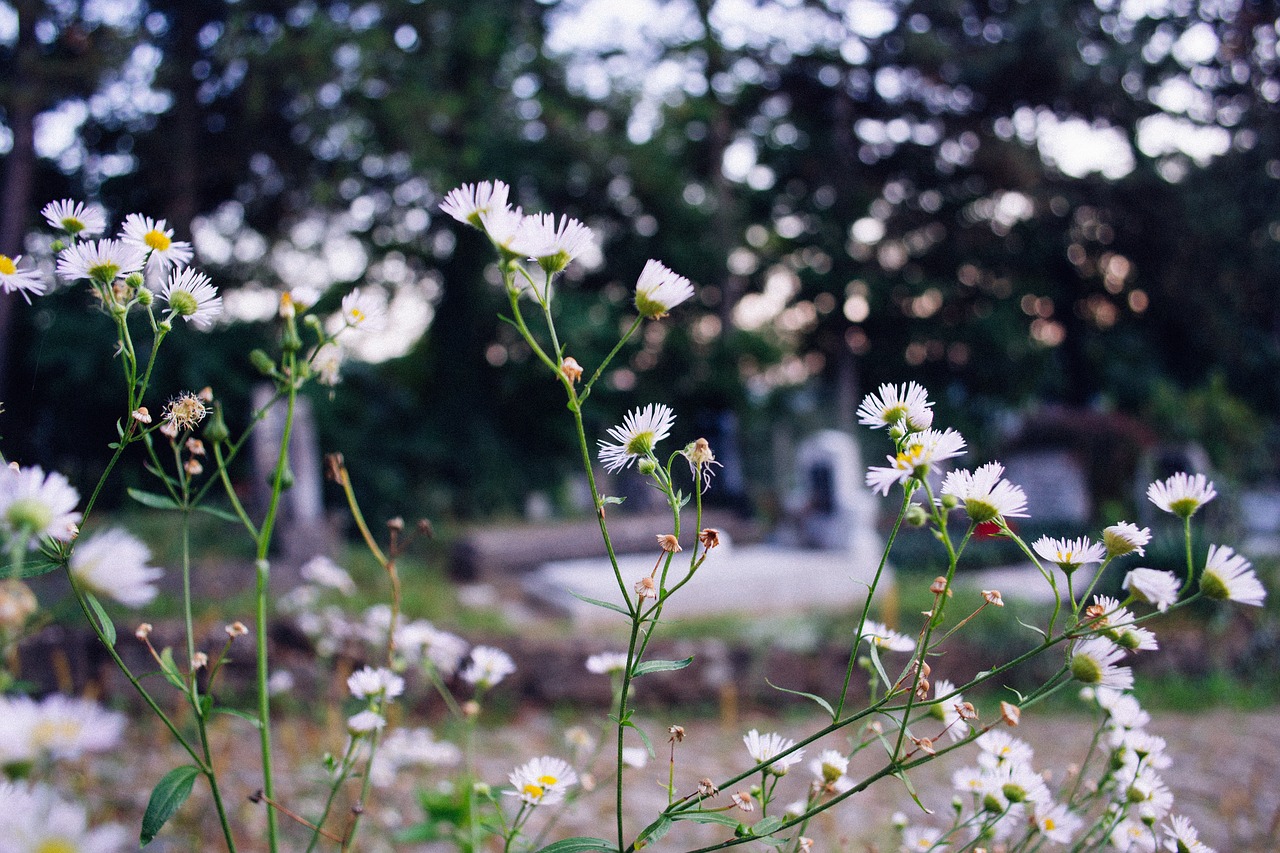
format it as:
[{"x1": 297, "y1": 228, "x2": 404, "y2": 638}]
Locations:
[
  {"x1": 834, "y1": 488, "x2": 912, "y2": 720},
  {"x1": 253, "y1": 361, "x2": 298, "y2": 853},
  {"x1": 304, "y1": 738, "x2": 359, "y2": 853},
  {"x1": 579, "y1": 316, "x2": 643, "y2": 403}
]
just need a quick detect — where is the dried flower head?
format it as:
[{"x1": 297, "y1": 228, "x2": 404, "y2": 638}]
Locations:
[
  {"x1": 561, "y1": 356, "x2": 583, "y2": 383},
  {"x1": 1000, "y1": 701, "x2": 1021, "y2": 726},
  {"x1": 163, "y1": 392, "x2": 208, "y2": 433},
  {"x1": 656, "y1": 533, "x2": 682, "y2": 553},
  {"x1": 982, "y1": 589, "x2": 1004, "y2": 607},
  {"x1": 699, "y1": 528, "x2": 721, "y2": 550},
  {"x1": 697, "y1": 778, "x2": 719, "y2": 798},
  {"x1": 226, "y1": 621, "x2": 248, "y2": 638},
  {"x1": 635, "y1": 576, "x2": 658, "y2": 600},
  {"x1": 668, "y1": 724, "x2": 685, "y2": 742},
  {"x1": 132, "y1": 407, "x2": 152, "y2": 424}
]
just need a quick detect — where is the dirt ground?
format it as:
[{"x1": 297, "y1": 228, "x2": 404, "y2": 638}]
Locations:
[{"x1": 49, "y1": 704, "x2": 1280, "y2": 852}]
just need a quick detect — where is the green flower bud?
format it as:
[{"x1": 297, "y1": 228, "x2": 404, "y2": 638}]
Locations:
[
  {"x1": 204, "y1": 404, "x2": 230, "y2": 444},
  {"x1": 249, "y1": 349, "x2": 276, "y2": 375}
]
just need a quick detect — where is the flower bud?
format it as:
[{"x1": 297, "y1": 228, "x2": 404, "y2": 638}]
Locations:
[
  {"x1": 203, "y1": 404, "x2": 230, "y2": 444},
  {"x1": 249, "y1": 349, "x2": 276, "y2": 376}
]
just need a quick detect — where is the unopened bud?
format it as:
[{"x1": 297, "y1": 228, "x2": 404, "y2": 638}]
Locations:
[
  {"x1": 249, "y1": 349, "x2": 276, "y2": 376},
  {"x1": 135, "y1": 285, "x2": 153, "y2": 306},
  {"x1": 191, "y1": 651, "x2": 209, "y2": 670},
  {"x1": 203, "y1": 404, "x2": 229, "y2": 444},
  {"x1": 903, "y1": 503, "x2": 929, "y2": 526},
  {"x1": 387, "y1": 517, "x2": 405, "y2": 532}
]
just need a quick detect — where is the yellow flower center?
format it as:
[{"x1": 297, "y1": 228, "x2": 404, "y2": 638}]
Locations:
[
  {"x1": 144, "y1": 228, "x2": 171, "y2": 251},
  {"x1": 1044, "y1": 818, "x2": 1057, "y2": 831},
  {"x1": 36, "y1": 838, "x2": 78, "y2": 853},
  {"x1": 0, "y1": 255, "x2": 16, "y2": 275},
  {"x1": 881, "y1": 404, "x2": 907, "y2": 424},
  {"x1": 538, "y1": 774, "x2": 559, "y2": 786},
  {"x1": 60, "y1": 216, "x2": 85, "y2": 234},
  {"x1": 349, "y1": 307, "x2": 366, "y2": 324},
  {"x1": 522, "y1": 783, "x2": 545, "y2": 800}
]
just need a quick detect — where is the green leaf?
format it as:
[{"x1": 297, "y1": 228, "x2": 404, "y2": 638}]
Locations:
[
  {"x1": 620, "y1": 718, "x2": 656, "y2": 757},
  {"x1": 193, "y1": 503, "x2": 241, "y2": 523},
  {"x1": 532, "y1": 837, "x2": 617, "y2": 853},
  {"x1": 567, "y1": 589, "x2": 629, "y2": 616},
  {"x1": 600, "y1": 495, "x2": 626, "y2": 506},
  {"x1": 83, "y1": 590, "x2": 116, "y2": 647},
  {"x1": 754, "y1": 816, "x2": 785, "y2": 836},
  {"x1": 632, "y1": 656, "x2": 694, "y2": 677},
  {"x1": 158, "y1": 647, "x2": 186, "y2": 691},
  {"x1": 636, "y1": 817, "x2": 673, "y2": 847},
  {"x1": 0, "y1": 558, "x2": 62, "y2": 579},
  {"x1": 128, "y1": 488, "x2": 182, "y2": 511},
  {"x1": 670, "y1": 811, "x2": 743, "y2": 828},
  {"x1": 140, "y1": 765, "x2": 201, "y2": 846},
  {"x1": 893, "y1": 770, "x2": 933, "y2": 815},
  {"x1": 212, "y1": 708, "x2": 263, "y2": 729},
  {"x1": 765, "y1": 678, "x2": 835, "y2": 720},
  {"x1": 1016, "y1": 617, "x2": 1048, "y2": 639}
]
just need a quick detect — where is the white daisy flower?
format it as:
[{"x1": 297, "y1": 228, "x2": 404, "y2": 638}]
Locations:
[
  {"x1": 1069, "y1": 637, "x2": 1133, "y2": 690},
  {"x1": 929, "y1": 679, "x2": 970, "y2": 742},
  {"x1": 461, "y1": 645, "x2": 516, "y2": 688},
  {"x1": 312, "y1": 343, "x2": 344, "y2": 386},
  {"x1": 809, "y1": 748, "x2": 849, "y2": 784},
  {"x1": 633, "y1": 259, "x2": 694, "y2": 319},
  {"x1": 952, "y1": 765, "x2": 985, "y2": 795},
  {"x1": 865, "y1": 428, "x2": 966, "y2": 496},
  {"x1": 585, "y1": 651, "x2": 629, "y2": 675},
  {"x1": 477, "y1": 204, "x2": 527, "y2": 253},
  {"x1": 1034, "y1": 801, "x2": 1082, "y2": 843},
  {"x1": 0, "y1": 464, "x2": 81, "y2": 548},
  {"x1": 1146, "y1": 472, "x2": 1216, "y2": 519},
  {"x1": 0, "y1": 780, "x2": 128, "y2": 853},
  {"x1": 340, "y1": 287, "x2": 385, "y2": 330},
  {"x1": 157, "y1": 267, "x2": 223, "y2": 330},
  {"x1": 56, "y1": 238, "x2": 147, "y2": 285},
  {"x1": 346, "y1": 666, "x2": 405, "y2": 700},
  {"x1": 1096, "y1": 688, "x2": 1151, "y2": 731},
  {"x1": 347, "y1": 709, "x2": 386, "y2": 735},
  {"x1": 1162, "y1": 815, "x2": 1214, "y2": 853},
  {"x1": 1110, "y1": 818, "x2": 1158, "y2": 852},
  {"x1": 621, "y1": 746, "x2": 649, "y2": 768},
  {"x1": 597, "y1": 403, "x2": 675, "y2": 473},
  {"x1": 856, "y1": 381, "x2": 934, "y2": 431},
  {"x1": 0, "y1": 693, "x2": 125, "y2": 764},
  {"x1": 1033, "y1": 536, "x2": 1107, "y2": 573},
  {"x1": 1103, "y1": 522, "x2": 1152, "y2": 558},
  {"x1": 1091, "y1": 596, "x2": 1159, "y2": 652},
  {"x1": 901, "y1": 826, "x2": 944, "y2": 851},
  {"x1": 0, "y1": 254, "x2": 47, "y2": 302},
  {"x1": 860, "y1": 619, "x2": 916, "y2": 652},
  {"x1": 69, "y1": 528, "x2": 163, "y2": 607},
  {"x1": 507, "y1": 755, "x2": 577, "y2": 805},
  {"x1": 940, "y1": 461, "x2": 1028, "y2": 523},
  {"x1": 976, "y1": 731, "x2": 1034, "y2": 768},
  {"x1": 512, "y1": 212, "x2": 595, "y2": 273},
  {"x1": 1125, "y1": 766, "x2": 1174, "y2": 820},
  {"x1": 1199, "y1": 544, "x2": 1266, "y2": 606},
  {"x1": 118, "y1": 213, "x2": 193, "y2": 271},
  {"x1": 368, "y1": 728, "x2": 461, "y2": 786},
  {"x1": 439, "y1": 180, "x2": 511, "y2": 228},
  {"x1": 299, "y1": 554, "x2": 356, "y2": 595},
  {"x1": 742, "y1": 729, "x2": 805, "y2": 775},
  {"x1": 1123, "y1": 568, "x2": 1181, "y2": 612},
  {"x1": 41, "y1": 199, "x2": 107, "y2": 236}
]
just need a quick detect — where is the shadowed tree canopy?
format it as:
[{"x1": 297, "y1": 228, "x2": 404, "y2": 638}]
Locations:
[{"x1": 2, "y1": 0, "x2": 1277, "y2": 516}]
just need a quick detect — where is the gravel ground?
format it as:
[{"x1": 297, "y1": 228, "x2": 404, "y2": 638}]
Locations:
[{"x1": 45, "y1": 704, "x2": 1280, "y2": 852}]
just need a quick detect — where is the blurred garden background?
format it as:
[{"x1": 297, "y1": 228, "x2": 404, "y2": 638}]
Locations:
[
  {"x1": 2, "y1": 0, "x2": 1278, "y2": 521},
  {"x1": 5, "y1": 1, "x2": 1280, "y2": 849}
]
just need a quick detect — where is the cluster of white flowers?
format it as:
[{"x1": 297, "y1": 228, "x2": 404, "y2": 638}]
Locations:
[{"x1": 441, "y1": 180, "x2": 692, "y2": 317}]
